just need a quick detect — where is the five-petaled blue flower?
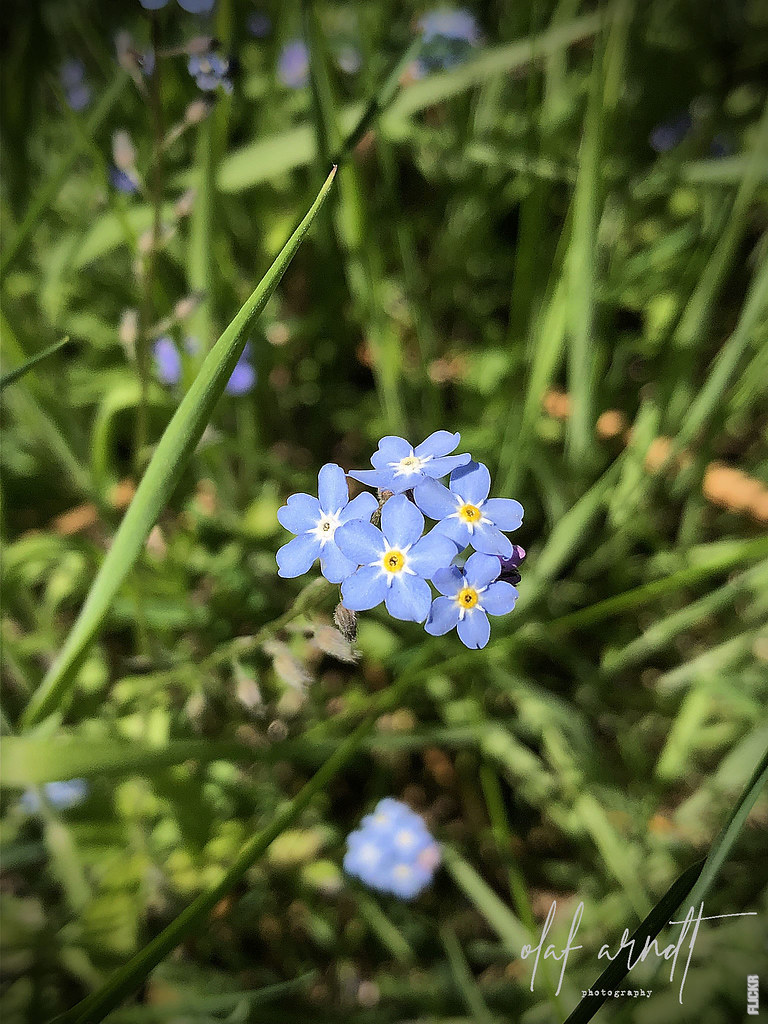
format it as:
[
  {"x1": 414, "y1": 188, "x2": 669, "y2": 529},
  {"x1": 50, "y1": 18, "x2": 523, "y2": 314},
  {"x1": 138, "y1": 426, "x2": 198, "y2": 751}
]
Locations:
[
  {"x1": 335, "y1": 494, "x2": 457, "y2": 622},
  {"x1": 344, "y1": 798, "x2": 441, "y2": 900},
  {"x1": 277, "y1": 464, "x2": 378, "y2": 584},
  {"x1": 414, "y1": 460, "x2": 523, "y2": 558},
  {"x1": 426, "y1": 552, "x2": 518, "y2": 649},
  {"x1": 188, "y1": 52, "x2": 232, "y2": 93},
  {"x1": 348, "y1": 431, "x2": 470, "y2": 494}
]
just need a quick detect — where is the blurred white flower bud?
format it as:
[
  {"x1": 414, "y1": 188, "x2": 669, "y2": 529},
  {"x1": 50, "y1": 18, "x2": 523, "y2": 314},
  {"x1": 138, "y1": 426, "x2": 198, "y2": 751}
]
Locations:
[
  {"x1": 174, "y1": 294, "x2": 200, "y2": 320},
  {"x1": 311, "y1": 625, "x2": 358, "y2": 663},
  {"x1": 186, "y1": 36, "x2": 217, "y2": 56},
  {"x1": 112, "y1": 130, "x2": 136, "y2": 172},
  {"x1": 119, "y1": 308, "x2": 139, "y2": 352},
  {"x1": 174, "y1": 189, "x2": 196, "y2": 218},
  {"x1": 185, "y1": 99, "x2": 211, "y2": 125}
]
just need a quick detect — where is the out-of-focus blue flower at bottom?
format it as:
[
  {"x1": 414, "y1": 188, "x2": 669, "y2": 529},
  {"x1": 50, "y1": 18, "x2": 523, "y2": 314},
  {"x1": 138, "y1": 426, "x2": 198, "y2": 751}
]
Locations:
[
  {"x1": 344, "y1": 798, "x2": 441, "y2": 899},
  {"x1": 154, "y1": 336, "x2": 182, "y2": 385},
  {"x1": 426, "y1": 551, "x2": 518, "y2": 649},
  {"x1": 649, "y1": 112, "x2": 692, "y2": 153},
  {"x1": 110, "y1": 166, "x2": 140, "y2": 194},
  {"x1": 21, "y1": 780, "x2": 88, "y2": 813}
]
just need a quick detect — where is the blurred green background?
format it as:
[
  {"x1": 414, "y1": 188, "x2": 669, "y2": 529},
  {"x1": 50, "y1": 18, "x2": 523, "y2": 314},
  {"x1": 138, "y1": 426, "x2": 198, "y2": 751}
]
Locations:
[{"x1": 1, "y1": 0, "x2": 767, "y2": 1022}]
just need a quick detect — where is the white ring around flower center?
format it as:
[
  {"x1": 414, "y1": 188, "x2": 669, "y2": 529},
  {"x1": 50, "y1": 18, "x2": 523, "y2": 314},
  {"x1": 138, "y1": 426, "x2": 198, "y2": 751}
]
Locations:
[
  {"x1": 454, "y1": 583, "x2": 487, "y2": 619},
  {"x1": 311, "y1": 509, "x2": 342, "y2": 545},
  {"x1": 388, "y1": 449, "x2": 433, "y2": 477},
  {"x1": 449, "y1": 496, "x2": 489, "y2": 534}
]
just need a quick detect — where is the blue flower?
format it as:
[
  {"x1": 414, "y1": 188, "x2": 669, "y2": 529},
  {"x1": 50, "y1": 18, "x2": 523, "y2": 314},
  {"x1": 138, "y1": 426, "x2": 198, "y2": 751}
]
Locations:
[
  {"x1": 649, "y1": 112, "x2": 692, "y2": 153},
  {"x1": 418, "y1": 9, "x2": 480, "y2": 44},
  {"x1": 344, "y1": 798, "x2": 441, "y2": 900},
  {"x1": 225, "y1": 344, "x2": 256, "y2": 395},
  {"x1": 20, "y1": 779, "x2": 88, "y2": 814},
  {"x1": 60, "y1": 59, "x2": 91, "y2": 111},
  {"x1": 426, "y1": 552, "x2": 517, "y2": 649},
  {"x1": 276, "y1": 464, "x2": 378, "y2": 584},
  {"x1": 335, "y1": 494, "x2": 457, "y2": 622},
  {"x1": 278, "y1": 40, "x2": 309, "y2": 89},
  {"x1": 188, "y1": 52, "x2": 232, "y2": 93},
  {"x1": 348, "y1": 431, "x2": 470, "y2": 494},
  {"x1": 153, "y1": 336, "x2": 182, "y2": 385},
  {"x1": 110, "y1": 166, "x2": 140, "y2": 194},
  {"x1": 413, "y1": 460, "x2": 523, "y2": 558},
  {"x1": 247, "y1": 11, "x2": 272, "y2": 37}
]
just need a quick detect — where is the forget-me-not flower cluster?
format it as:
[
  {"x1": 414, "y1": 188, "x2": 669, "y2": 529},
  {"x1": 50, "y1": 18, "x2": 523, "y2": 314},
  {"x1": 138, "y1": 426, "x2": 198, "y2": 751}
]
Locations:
[
  {"x1": 20, "y1": 779, "x2": 88, "y2": 814},
  {"x1": 276, "y1": 431, "x2": 524, "y2": 649},
  {"x1": 344, "y1": 798, "x2": 441, "y2": 899}
]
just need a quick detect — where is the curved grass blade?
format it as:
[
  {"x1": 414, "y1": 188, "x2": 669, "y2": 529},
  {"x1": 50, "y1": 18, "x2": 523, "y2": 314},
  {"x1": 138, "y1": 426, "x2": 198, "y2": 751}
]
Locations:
[
  {"x1": 0, "y1": 337, "x2": 71, "y2": 391},
  {"x1": 21, "y1": 168, "x2": 336, "y2": 730},
  {"x1": 561, "y1": 858, "x2": 705, "y2": 1024}
]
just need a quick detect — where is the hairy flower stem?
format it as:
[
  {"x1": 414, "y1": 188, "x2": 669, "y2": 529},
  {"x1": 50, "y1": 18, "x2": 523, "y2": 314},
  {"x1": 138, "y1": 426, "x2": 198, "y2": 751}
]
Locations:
[{"x1": 135, "y1": 14, "x2": 165, "y2": 475}]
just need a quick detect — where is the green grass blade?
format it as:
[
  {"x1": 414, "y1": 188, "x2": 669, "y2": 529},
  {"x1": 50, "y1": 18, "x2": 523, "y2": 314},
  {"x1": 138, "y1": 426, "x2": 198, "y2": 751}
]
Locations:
[
  {"x1": 440, "y1": 924, "x2": 495, "y2": 1024},
  {"x1": 0, "y1": 337, "x2": 71, "y2": 391},
  {"x1": 561, "y1": 859, "x2": 705, "y2": 1024},
  {"x1": 20, "y1": 169, "x2": 337, "y2": 730},
  {"x1": 0, "y1": 72, "x2": 129, "y2": 276},
  {"x1": 441, "y1": 845, "x2": 530, "y2": 952}
]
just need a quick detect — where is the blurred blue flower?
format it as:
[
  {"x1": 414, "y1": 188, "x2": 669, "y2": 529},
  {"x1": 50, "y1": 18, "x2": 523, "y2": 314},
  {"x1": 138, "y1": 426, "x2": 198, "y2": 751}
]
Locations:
[
  {"x1": 247, "y1": 11, "x2": 272, "y2": 38},
  {"x1": 414, "y1": 460, "x2": 523, "y2": 558},
  {"x1": 110, "y1": 166, "x2": 140, "y2": 194},
  {"x1": 225, "y1": 344, "x2": 256, "y2": 395},
  {"x1": 188, "y1": 52, "x2": 232, "y2": 93},
  {"x1": 649, "y1": 112, "x2": 692, "y2": 153},
  {"x1": 140, "y1": 50, "x2": 156, "y2": 76},
  {"x1": 21, "y1": 779, "x2": 88, "y2": 813},
  {"x1": 336, "y1": 45, "x2": 362, "y2": 75},
  {"x1": 414, "y1": 8, "x2": 480, "y2": 76},
  {"x1": 140, "y1": 0, "x2": 216, "y2": 11},
  {"x1": 278, "y1": 40, "x2": 309, "y2": 89},
  {"x1": 426, "y1": 551, "x2": 517, "y2": 649},
  {"x1": 335, "y1": 493, "x2": 457, "y2": 622},
  {"x1": 348, "y1": 431, "x2": 470, "y2": 494},
  {"x1": 153, "y1": 336, "x2": 182, "y2": 385},
  {"x1": 277, "y1": 464, "x2": 378, "y2": 583},
  {"x1": 60, "y1": 59, "x2": 91, "y2": 111},
  {"x1": 344, "y1": 798, "x2": 441, "y2": 899}
]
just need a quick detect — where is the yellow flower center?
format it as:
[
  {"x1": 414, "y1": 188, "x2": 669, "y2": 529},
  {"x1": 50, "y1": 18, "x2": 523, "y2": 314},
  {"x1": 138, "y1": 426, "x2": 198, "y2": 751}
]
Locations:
[
  {"x1": 458, "y1": 503, "x2": 481, "y2": 522},
  {"x1": 458, "y1": 587, "x2": 479, "y2": 609},
  {"x1": 400, "y1": 456, "x2": 420, "y2": 469},
  {"x1": 382, "y1": 549, "x2": 405, "y2": 573}
]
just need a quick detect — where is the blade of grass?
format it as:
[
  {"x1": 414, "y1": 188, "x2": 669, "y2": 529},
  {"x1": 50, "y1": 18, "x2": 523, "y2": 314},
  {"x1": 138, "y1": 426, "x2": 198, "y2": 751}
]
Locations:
[
  {"x1": 441, "y1": 845, "x2": 530, "y2": 952},
  {"x1": 0, "y1": 72, "x2": 129, "y2": 276},
  {"x1": 440, "y1": 924, "x2": 495, "y2": 1024},
  {"x1": 21, "y1": 169, "x2": 337, "y2": 729},
  {"x1": 0, "y1": 337, "x2": 71, "y2": 390}
]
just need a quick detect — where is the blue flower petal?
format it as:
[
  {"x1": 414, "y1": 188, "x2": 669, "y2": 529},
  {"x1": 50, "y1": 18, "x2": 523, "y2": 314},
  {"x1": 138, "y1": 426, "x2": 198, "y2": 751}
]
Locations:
[
  {"x1": 320, "y1": 542, "x2": 357, "y2": 584},
  {"x1": 414, "y1": 429, "x2": 461, "y2": 459},
  {"x1": 483, "y1": 497, "x2": 524, "y2": 531},
  {"x1": 425, "y1": 595, "x2": 460, "y2": 635},
  {"x1": 470, "y1": 521, "x2": 513, "y2": 558},
  {"x1": 450, "y1": 460, "x2": 491, "y2": 504},
  {"x1": 422, "y1": 453, "x2": 472, "y2": 478},
  {"x1": 341, "y1": 565, "x2": 388, "y2": 610},
  {"x1": 347, "y1": 467, "x2": 396, "y2": 490},
  {"x1": 457, "y1": 609, "x2": 490, "y2": 648},
  {"x1": 140, "y1": 0, "x2": 169, "y2": 8},
  {"x1": 381, "y1": 494, "x2": 423, "y2": 548},
  {"x1": 432, "y1": 565, "x2": 464, "y2": 596},
  {"x1": 384, "y1": 574, "x2": 431, "y2": 622},
  {"x1": 277, "y1": 492, "x2": 321, "y2": 534},
  {"x1": 481, "y1": 580, "x2": 519, "y2": 616},
  {"x1": 407, "y1": 532, "x2": 457, "y2": 579},
  {"x1": 433, "y1": 516, "x2": 470, "y2": 549},
  {"x1": 276, "y1": 533, "x2": 322, "y2": 577},
  {"x1": 338, "y1": 490, "x2": 378, "y2": 523},
  {"x1": 153, "y1": 337, "x2": 182, "y2": 386},
  {"x1": 335, "y1": 520, "x2": 384, "y2": 565},
  {"x1": 371, "y1": 435, "x2": 411, "y2": 469},
  {"x1": 464, "y1": 552, "x2": 502, "y2": 589},
  {"x1": 412, "y1": 478, "x2": 458, "y2": 520},
  {"x1": 317, "y1": 463, "x2": 349, "y2": 513},
  {"x1": 226, "y1": 358, "x2": 255, "y2": 395}
]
